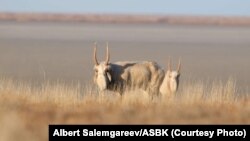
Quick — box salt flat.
[0,22,250,91]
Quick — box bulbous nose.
[97,74,108,90]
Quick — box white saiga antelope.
[160,58,181,96]
[92,42,181,96]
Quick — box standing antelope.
[92,42,181,97]
[160,58,181,96]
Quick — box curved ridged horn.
[177,58,181,73]
[168,57,172,71]
[105,42,110,65]
[93,42,99,65]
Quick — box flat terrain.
[0,21,250,141]
[0,21,250,91]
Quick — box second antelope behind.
[92,42,181,97]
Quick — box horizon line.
[1,12,250,26]
[1,11,250,18]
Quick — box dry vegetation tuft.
[0,77,250,141]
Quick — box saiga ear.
[107,72,112,83]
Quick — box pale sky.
[0,0,250,16]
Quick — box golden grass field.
[1,19,250,141]
[0,77,249,141]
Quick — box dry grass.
[0,77,250,141]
